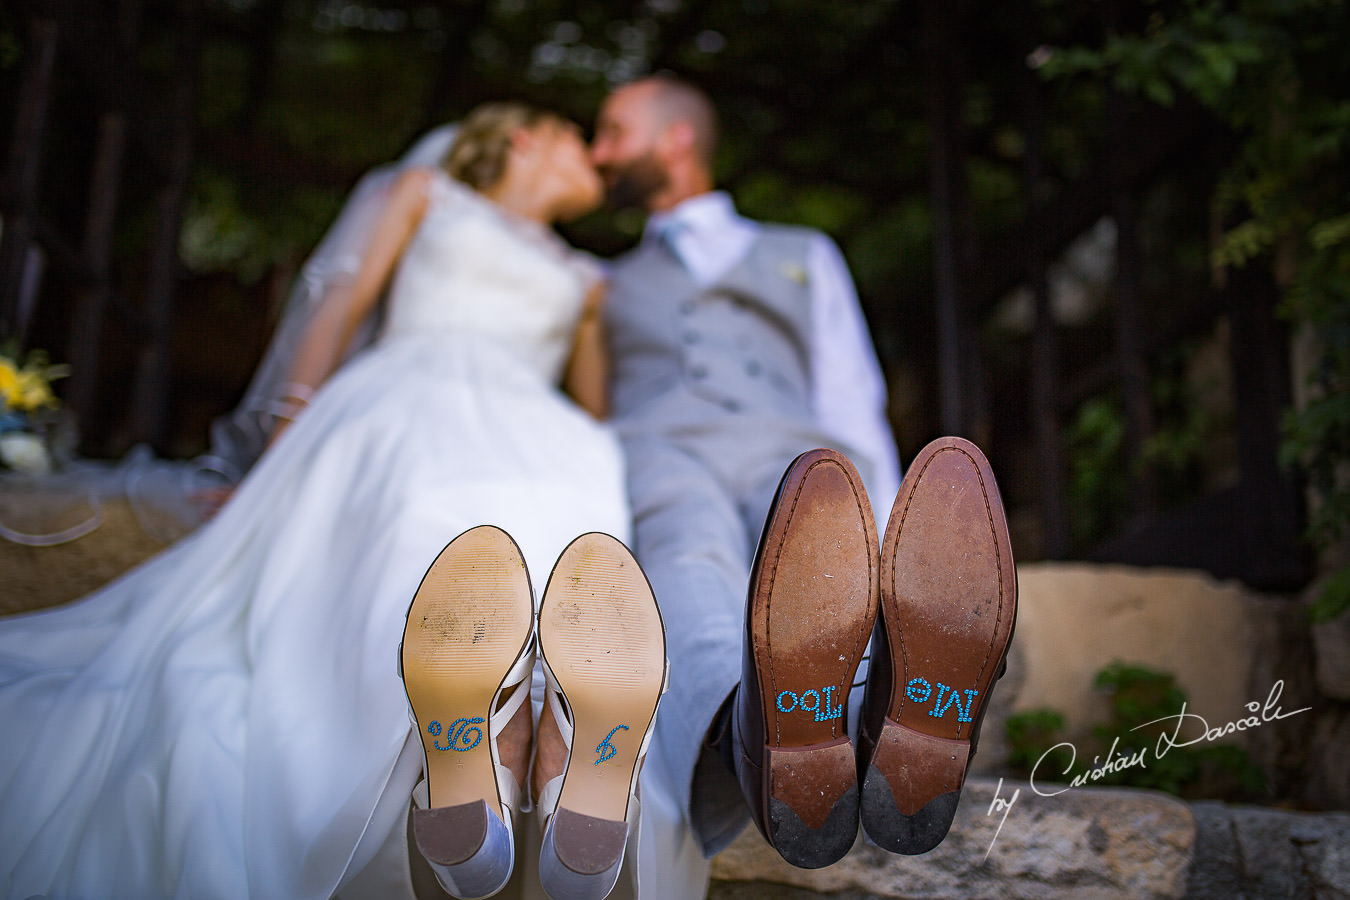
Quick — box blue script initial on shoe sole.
[596,725,629,764]
[428,717,485,752]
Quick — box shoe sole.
[538,533,665,885]
[862,437,1017,855]
[401,525,535,871]
[747,449,878,869]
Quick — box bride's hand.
[191,485,235,519]
[266,418,293,451]
[562,284,610,419]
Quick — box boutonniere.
[780,263,808,285]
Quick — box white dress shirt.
[643,191,901,507]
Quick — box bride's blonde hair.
[442,102,558,190]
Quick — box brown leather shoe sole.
[741,448,878,868]
[860,437,1016,854]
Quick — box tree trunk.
[924,0,975,438]
[67,0,144,428]
[1022,44,1069,558]
[1105,0,1157,522]
[1226,264,1309,589]
[128,2,200,449]
[0,11,59,342]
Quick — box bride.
[0,103,690,899]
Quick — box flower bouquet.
[0,346,71,476]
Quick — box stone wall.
[973,563,1341,812]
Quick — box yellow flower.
[0,358,18,409]
[0,352,65,412]
[15,370,55,411]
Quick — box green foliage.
[1067,396,1129,549]
[1066,353,1229,550]
[1004,661,1267,800]
[1279,195,1350,588]
[1043,0,1350,572]
[1307,565,1350,624]
[180,168,341,284]
[0,28,20,70]
[1089,662,1266,798]
[1004,707,1069,774]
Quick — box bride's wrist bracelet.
[279,382,315,405]
[267,401,305,422]
[268,382,315,421]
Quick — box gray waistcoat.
[605,226,821,432]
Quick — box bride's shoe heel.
[400,525,536,900]
[536,533,667,900]
[538,808,629,900]
[413,798,514,898]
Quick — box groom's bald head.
[591,74,718,212]
[639,74,719,168]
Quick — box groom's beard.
[600,152,669,211]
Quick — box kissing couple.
[0,76,1015,900]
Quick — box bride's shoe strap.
[488,634,536,818]
[540,658,576,746]
[537,773,564,826]
[537,658,572,825]
[536,657,668,826]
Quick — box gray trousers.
[618,404,834,857]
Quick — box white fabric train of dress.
[0,172,710,900]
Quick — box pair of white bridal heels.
[400,526,667,900]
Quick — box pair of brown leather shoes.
[732,438,1017,868]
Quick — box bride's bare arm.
[267,167,433,445]
[562,283,610,420]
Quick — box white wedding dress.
[0,172,714,900]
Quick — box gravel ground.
[0,499,166,616]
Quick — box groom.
[591,73,1016,869]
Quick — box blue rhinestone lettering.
[816,685,844,722]
[430,716,485,752]
[595,725,629,764]
[775,685,843,722]
[906,677,932,704]
[928,683,980,722]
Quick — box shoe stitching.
[963,445,1009,744]
[888,447,939,727]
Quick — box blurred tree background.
[1,0,1346,598]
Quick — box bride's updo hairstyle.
[442,102,557,191]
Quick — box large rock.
[1311,604,1350,701]
[1187,802,1350,899]
[710,779,1350,899]
[1008,564,1283,752]
[710,776,1195,899]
